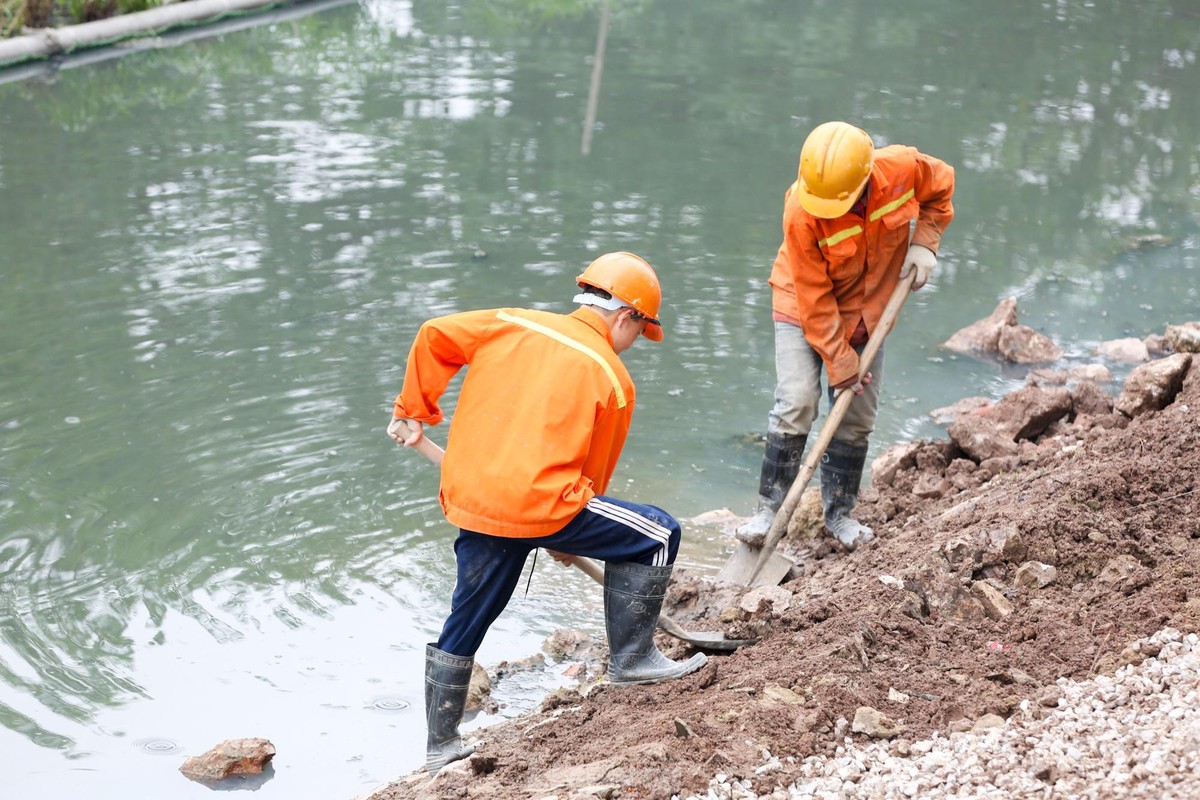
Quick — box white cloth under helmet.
[573,292,631,312]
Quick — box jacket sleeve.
[783,207,860,386]
[393,310,493,424]
[909,152,955,254]
[581,392,634,496]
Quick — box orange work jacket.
[394,306,635,538]
[768,145,955,386]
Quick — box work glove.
[900,244,937,290]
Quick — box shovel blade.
[713,540,794,587]
[656,613,757,652]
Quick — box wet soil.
[366,364,1198,800]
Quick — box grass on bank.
[2,0,174,37]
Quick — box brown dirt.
[367,366,1199,800]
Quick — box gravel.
[685,628,1200,800]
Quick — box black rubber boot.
[820,439,875,551]
[424,644,476,776]
[604,561,707,685]
[736,433,808,546]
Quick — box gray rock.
[947,414,1019,461]
[1028,363,1113,386]
[851,706,905,739]
[1015,561,1058,589]
[999,324,1062,364]
[1115,353,1192,417]
[971,580,1015,620]
[942,298,1018,355]
[1097,337,1151,363]
[971,713,1006,731]
[1164,321,1200,353]
[870,441,922,487]
[929,396,992,426]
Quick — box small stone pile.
[686,628,1200,800]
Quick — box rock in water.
[180,737,276,782]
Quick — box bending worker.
[739,121,955,550]
[387,252,706,776]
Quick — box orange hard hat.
[796,121,874,219]
[575,252,663,342]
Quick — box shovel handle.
[744,274,915,583]
[403,430,446,466]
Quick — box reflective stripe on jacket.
[768,145,955,386]
[394,306,635,538]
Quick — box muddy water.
[0,0,1197,796]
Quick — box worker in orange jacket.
[388,252,705,775]
[739,121,955,550]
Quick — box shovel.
[716,274,915,587]
[401,434,756,652]
[566,554,756,652]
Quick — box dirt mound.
[366,362,1198,800]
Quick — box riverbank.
[0,0,322,70]
[362,351,1198,799]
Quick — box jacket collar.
[866,158,895,208]
[569,306,615,348]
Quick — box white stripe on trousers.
[584,497,671,567]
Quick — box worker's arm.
[785,215,860,387]
[899,153,955,291]
[390,309,495,427]
[909,152,955,254]
[581,392,634,497]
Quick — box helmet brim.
[796,174,869,219]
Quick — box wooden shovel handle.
[407,432,446,466]
[744,274,915,583]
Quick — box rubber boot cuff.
[756,433,808,507]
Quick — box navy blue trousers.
[436,495,681,657]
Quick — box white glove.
[900,244,937,290]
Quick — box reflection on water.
[0,0,1197,796]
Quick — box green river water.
[0,1,1197,796]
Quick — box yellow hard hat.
[575,252,663,342]
[795,121,874,219]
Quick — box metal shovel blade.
[713,540,794,587]
[657,612,757,652]
[569,556,755,651]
